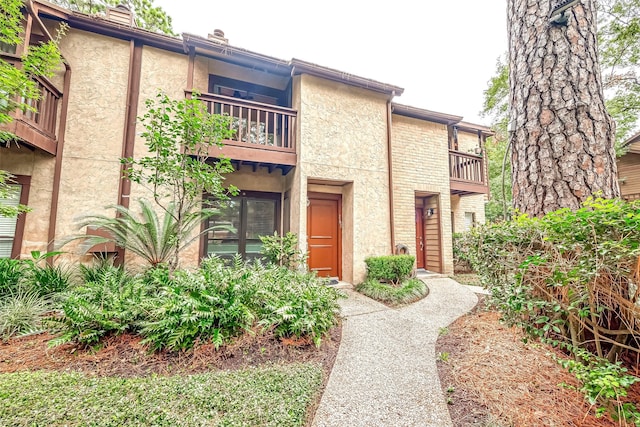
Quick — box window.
[204,192,280,261]
[0,176,30,258]
[464,212,476,231]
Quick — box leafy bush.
[259,232,306,269]
[0,258,24,297]
[364,255,415,285]
[452,232,473,272]
[79,258,127,284]
[251,267,342,347]
[48,266,149,346]
[356,278,427,306]
[139,268,254,352]
[557,347,640,423]
[463,197,640,359]
[25,263,72,297]
[51,256,343,351]
[0,289,50,338]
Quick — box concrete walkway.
[312,277,479,427]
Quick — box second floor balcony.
[190,91,297,175]
[449,150,489,195]
[2,55,61,155]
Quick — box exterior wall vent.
[207,29,228,44]
[106,5,134,26]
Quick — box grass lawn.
[0,363,323,427]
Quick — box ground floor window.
[204,191,280,261]
[0,175,29,258]
[464,212,476,231]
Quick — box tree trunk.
[508,0,620,216]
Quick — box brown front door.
[307,194,341,279]
[415,207,425,269]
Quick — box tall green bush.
[461,197,640,360]
[461,197,640,423]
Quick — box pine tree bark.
[508,0,620,216]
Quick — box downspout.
[29,2,69,261]
[47,61,71,261]
[386,95,395,254]
[115,39,143,265]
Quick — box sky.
[154,0,508,125]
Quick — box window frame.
[0,175,31,259]
[201,190,281,261]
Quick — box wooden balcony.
[1,55,61,155]
[449,150,489,195]
[190,91,297,175]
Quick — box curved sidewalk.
[312,277,478,427]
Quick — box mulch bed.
[437,301,640,427]
[0,325,341,378]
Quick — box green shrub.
[48,266,149,346]
[364,255,415,285]
[356,278,427,306]
[25,263,72,297]
[0,258,24,297]
[259,232,306,269]
[0,289,50,338]
[78,258,127,284]
[557,347,640,423]
[452,232,473,272]
[252,267,343,347]
[50,255,343,351]
[464,197,640,359]
[139,267,254,352]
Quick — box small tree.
[1,0,65,216]
[121,92,236,268]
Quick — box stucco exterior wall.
[391,114,453,274]
[0,147,55,256]
[53,29,130,260]
[293,74,391,283]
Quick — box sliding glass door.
[205,192,280,261]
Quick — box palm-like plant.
[72,199,225,269]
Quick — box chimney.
[207,29,228,44]
[105,5,134,26]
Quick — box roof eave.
[291,58,404,97]
[391,103,462,125]
[182,34,292,76]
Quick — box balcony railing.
[449,150,488,195]
[191,92,296,153]
[20,75,61,139]
[1,54,61,154]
